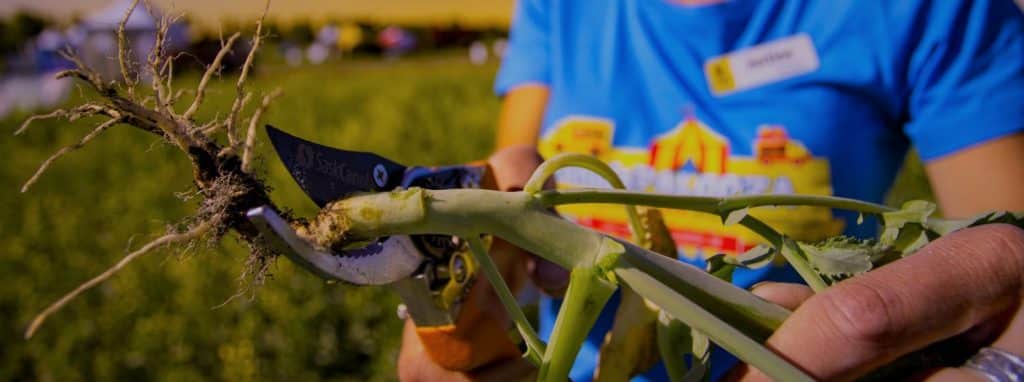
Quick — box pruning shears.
[246,126,519,368]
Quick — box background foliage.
[0,54,931,381]
[1,56,499,381]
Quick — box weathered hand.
[730,224,1024,381]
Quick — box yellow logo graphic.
[753,125,811,164]
[539,117,615,158]
[648,116,729,174]
[705,57,736,94]
[540,115,845,260]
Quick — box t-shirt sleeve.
[903,0,1024,161]
[494,0,551,96]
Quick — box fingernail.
[749,281,770,291]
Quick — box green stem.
[537,189,895,215]
[720,194,895,214]
[737,216,829,292]
[538,188,851,291]
[618,239,789,341]
[466,237,546,365]
[524,153,649,247]
[331,189,799,376]
[615,262,813,382]
[335,188,790,335]
[337,189,604,270]
[538,266,617,382]
[659,315,692,380]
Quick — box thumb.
[750,282,814,311]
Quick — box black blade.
[266,125,406,207]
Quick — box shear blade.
[246,206,422,285]
[265,125,406,207]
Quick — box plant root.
[25,219,216,339]
[21,118,123,192]
[19,0,288,338]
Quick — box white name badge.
[704,34,820,97]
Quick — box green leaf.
[883,200,937,229]
[683,329,711,382]
[798,241,873,280]
[704,254,735,282]
[656,311,711,382]
[733,245,775,270]
[890,223,931,257]
[928,211,1024,236]
[722,208,749,226]
[926,217,977,236]
[880,200,937,247]
[978,210,1024,228]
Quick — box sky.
[0,0,517,29]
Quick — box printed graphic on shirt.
[540,115,845,261]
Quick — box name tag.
[704,34,820,97]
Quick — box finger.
[921,368,986,382]
[526,254,570,297]
[990,301,1024,352]
[467,357,537,381]
[739,224,1024,382]
[750,282,814,311]
[914,304,1024,382]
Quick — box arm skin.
[495,84,550,149]
[925,132,1024,218]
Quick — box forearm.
[495,84,550,149]
[926,132,1024,218]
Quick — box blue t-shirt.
[495,0,1024,380]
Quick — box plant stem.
[617,239,789,341]
[466,236,546,365]
[332,189,800,376]
[538,266,617,382]
[538,188,855,291]
[736,216,829,292]
[537,189,895,216]
[337,189,605,270]
[615,262,813,382]
[525,153,649,247]
[335,189,790,334]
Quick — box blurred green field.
[0,56,500,381]
[0,54,933,381]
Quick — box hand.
[398,144,561,381]
[488,144,570,296]
[729,224,1024,381]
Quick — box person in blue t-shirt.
[398,0,1024,381]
